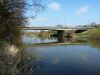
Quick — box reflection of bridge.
[20,26,92,37]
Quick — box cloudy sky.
[26,0,100,27]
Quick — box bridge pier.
[57,30,65,37]
[65,30,75,37]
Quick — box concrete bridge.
[20,26,92,37]
[20,26,91,30]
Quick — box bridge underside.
[51,29,87,37]
[75,30,87,33]
[51,30,75,37]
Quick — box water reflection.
[56,37,73,43]
[25,43,100,75]
[26,36,87,46]
[22,35,100,75]
[2,35,99,75]
[88,39,100,49]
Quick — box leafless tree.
[0,0,44,45]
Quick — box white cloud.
[76,5,90,15]
[48,2,60,11]
[28,17,47,22]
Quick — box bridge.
[20,26,92,37]
[20,26,91,30]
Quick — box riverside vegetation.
[0,0,100,75]
[0,0,43,75]
[77,26,100,40]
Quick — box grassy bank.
[76,27,100,40]
[86,27,100,40]
[0,42,36,75]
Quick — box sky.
[26,0,100,27]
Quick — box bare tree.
[0,0,44,45]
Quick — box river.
[22,35,100,75]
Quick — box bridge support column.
[56,30,65,37]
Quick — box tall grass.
[86,27,100,40]
[0,42,30,75]
[0,41,44,75]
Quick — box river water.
[22,36,100,75]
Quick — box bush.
[86,27,100,40]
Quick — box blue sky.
[26,0,100,27]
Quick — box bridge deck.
[20,27,92,31]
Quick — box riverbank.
[76,27,100,40]
[0,42,19,75]
[32,42,86,46]
[0,41,33,75]
[32,39,87,46]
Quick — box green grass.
[84,27,100,40]
[75,27,100,40]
